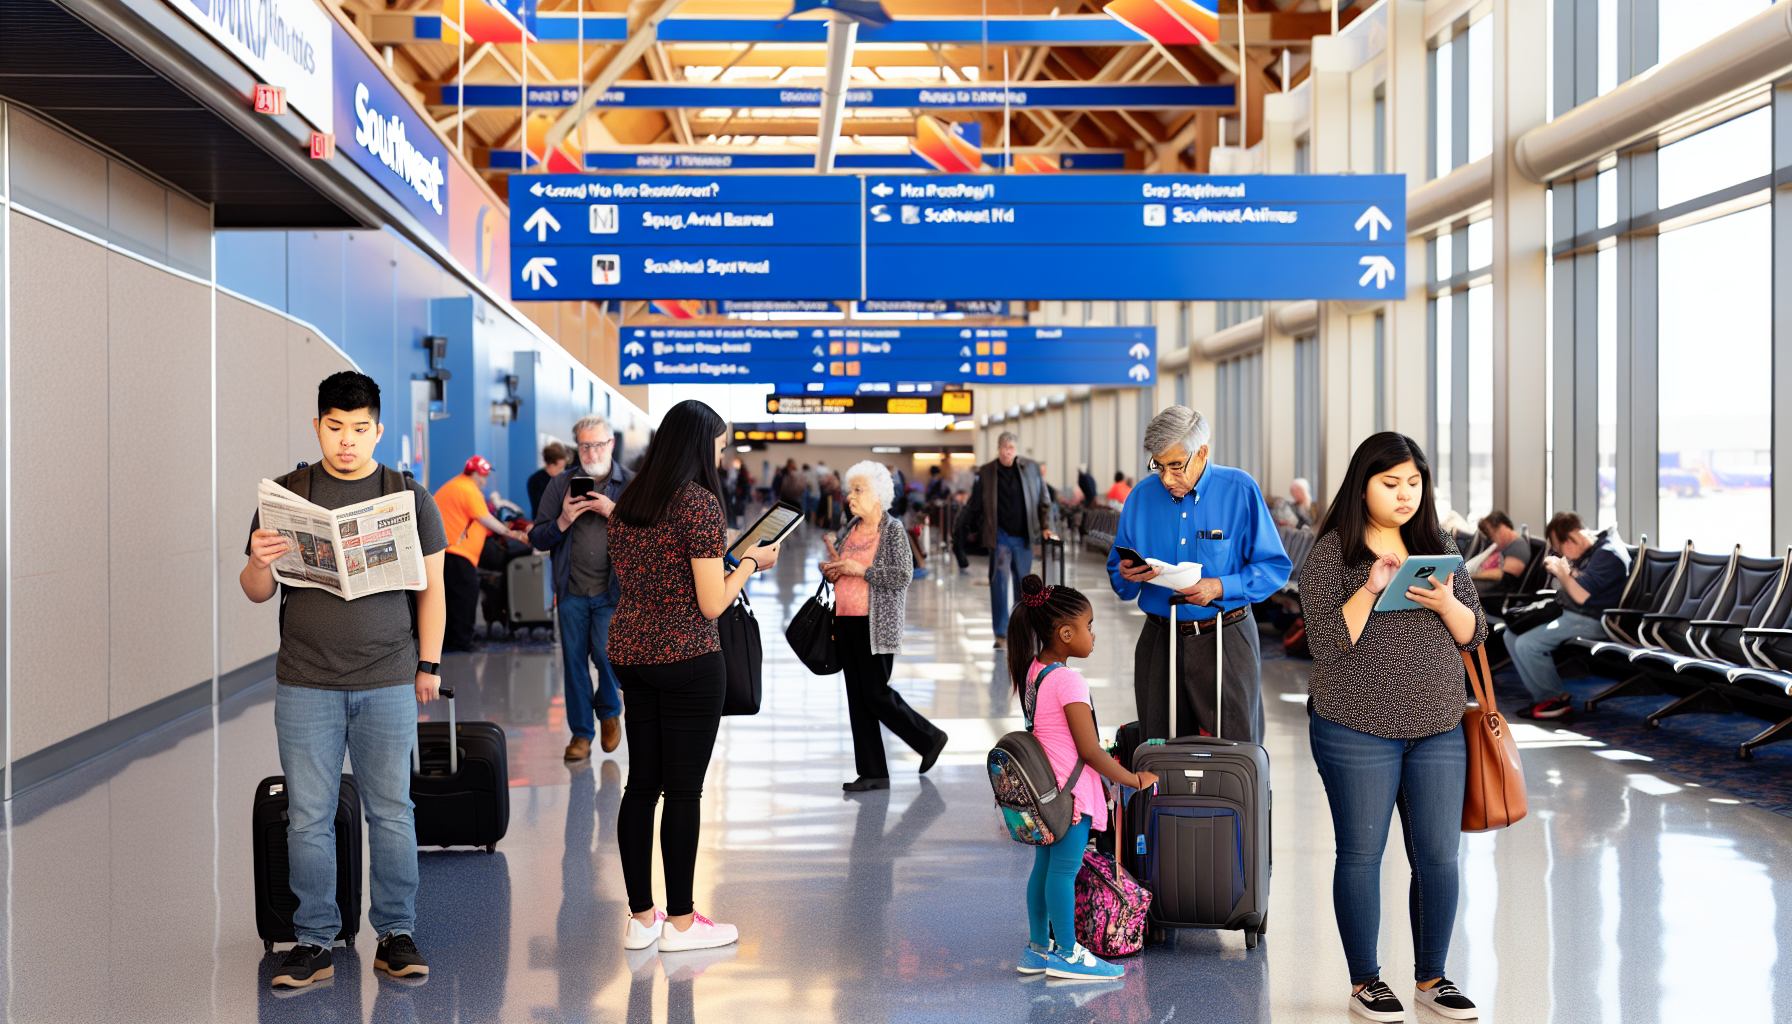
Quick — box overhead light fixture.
[871,446,901,454]
[737,445,754,452]
[913,452,942,458]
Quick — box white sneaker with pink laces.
[623,910,666,950]
[656,911,738,952]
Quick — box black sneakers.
[1415,978,1479,1019]
[1349,979,1404,1022]
[375,933,430,978]
[270,944,333,988]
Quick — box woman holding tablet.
[608,399,778,954]
[1297,432,1486,1023]
[821,461,948,792]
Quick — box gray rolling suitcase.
[1121,596,1272,949]
[505,553,552,627]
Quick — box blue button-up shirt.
[1106,465,1291,621]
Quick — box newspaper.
[257,478,426,600]
[1145,558,1203,592]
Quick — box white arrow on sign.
[524,207,561,242]
[1128,364,1151,382]
[871,183,893,198]
[623,340,644,356]
[1358,255,1398,289]
[813,345,825,356]
[959,362,972,374]
[521,257,558,290]
[622,363,644,379]
[530,182,547,196]
[870,204,891,223]
[1354,205,1392,241]
[1128,342,1151,360]
[812,362,825,373]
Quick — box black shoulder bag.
[785,580,840,675]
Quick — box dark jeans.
[838,616,943,778]
[443,552,480,651]
[1308,709,1466,984]
[990,528,1032,637]
[615,652,725,917]
[558,590,623,739]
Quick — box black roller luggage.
[412,687,510,853]
[252,773,363,951]
[1121,596,1272,949]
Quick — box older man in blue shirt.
[1108,407,1291,743]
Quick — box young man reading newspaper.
[241,372,449,988]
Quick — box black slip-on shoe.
[375,933,430,978]
[918,732,949,774]
[271,944,333,988]
[842,776,891,792]
[1349,979,1404,1022]
[1415,978,1479,1019]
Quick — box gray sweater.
[838,512,914,655]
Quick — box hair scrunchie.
[1022,584,1055,608]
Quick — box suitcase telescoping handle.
[1164,594,1224,742]
[411,685,458,776]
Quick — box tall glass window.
[1467,17,1492,163]
[1294,336,1319,486]
[1467,284,1493,518]
[1431,38,1452,179]
[1373,313,1387,433]
[1216,351,1264,484]
[1659,0,1770,65]
[1658,205,1772,554]
[1433,294,1454,512]
[1216,301,1264,330]
[1373,87,1387,174]
[1658,107,1771,209]
[1597,247,1618,531]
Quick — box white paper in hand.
[1147,558,1203,591]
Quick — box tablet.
[1372,554,1463,612]
[726,502,803,568]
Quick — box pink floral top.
[834,521,881,617]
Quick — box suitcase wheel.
[485,843,497,854]
[1244,929,1259,950]
[263,940,273,953]
[345,935,355,948]
[1146,922,1166,947]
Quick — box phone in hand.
[569,477,596,499]
[1113,546,1147,568]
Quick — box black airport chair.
[1581,545,1732,711]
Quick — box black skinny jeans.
[838,616,942,779]
[614,652,725,917]
[443,552,480,651]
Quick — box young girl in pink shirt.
[1007,575,1159,980]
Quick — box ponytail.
[1007,574,1094,717]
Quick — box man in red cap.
[435,456,531,651]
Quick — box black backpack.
[272,462,419,636]
[986,664,1088,846]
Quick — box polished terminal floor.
[13,532,1792,1023]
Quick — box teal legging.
[1027,817,1092,949]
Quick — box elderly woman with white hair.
[821,461,949,792]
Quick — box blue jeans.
[991,528,1033,638]
[275,682,419,948]
[1027,816,1091,950]
[1509,608,1606,703]
[559,590,623,739]
[1308,710,1465,984]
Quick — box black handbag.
[1503,598,1564,635]
[785,581,840,675]
[718,591,764,716]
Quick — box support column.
[1491,0,1551,527]
[1774,81,1792,550]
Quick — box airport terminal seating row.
[1550,538,1792,760]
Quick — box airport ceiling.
[352,0,1363,192]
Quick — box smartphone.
[569,477,596,499]
[1113,545,1147,567]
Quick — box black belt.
[1146,606,1249,636]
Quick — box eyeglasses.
[577,439,614,453]
[1150,458,1190,475]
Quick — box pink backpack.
[1074,782,1152,956]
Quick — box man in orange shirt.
[435,456,531,651]
[1105,470,1133,507]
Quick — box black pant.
[1131,609,1265,743]
[443,552,480,651]
[615,652,725,917]
[838,616,942,779]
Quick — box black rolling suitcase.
[252,774,363,951]
[1120,596,1272,949]
[412,686,510,853]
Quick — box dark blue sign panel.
[618,325,1154,386]
[445,82,1231,111]
[508,175,860,301]
[864,175,1405,300]
[333,24,449,233]
[487,150,1128,172]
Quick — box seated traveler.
[1469,510,1530,597]
[1508,511,1631,720]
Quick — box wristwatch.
[417,660,440,676]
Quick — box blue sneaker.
[1045,944,1124,981]
[1017,944,1052,975]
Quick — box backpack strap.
[1023,661,1088,801]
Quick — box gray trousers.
[1132,609,1265,744]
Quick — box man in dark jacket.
[963,431,1056,646]
[1508,511,1632,720]
[529,414,633,760]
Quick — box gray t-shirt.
[248,466,448,690]
[566,483,612,597]
[1499,537,1530,577]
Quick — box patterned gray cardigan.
[838,512,914,655]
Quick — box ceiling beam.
[815,15,858,173]
[543,0,686,156]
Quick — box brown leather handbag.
[1460,645,1528,832]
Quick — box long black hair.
[1315,431,1447,566]
[612,399,727,528]
[1007,574,1093,718]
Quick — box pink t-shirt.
[1025,660,1107,832]
[833,521,880,617]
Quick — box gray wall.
[3,105,352,776]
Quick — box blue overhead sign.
[442,82,1232,111]
[617,325,1155,386]
[333,24,448,233]
[414,13,1146,46]
[507,173,1407,302]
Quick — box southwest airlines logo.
[353,82,445,215]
